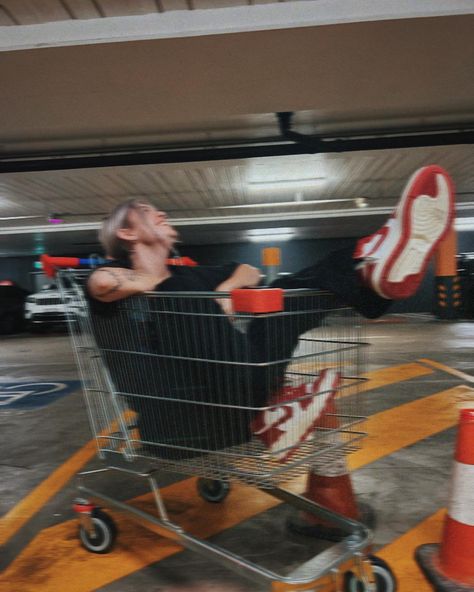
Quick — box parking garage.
[1,2,474,591]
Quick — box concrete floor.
[1,315,473,591]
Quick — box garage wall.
[0,232,473,310]
[179,237,432,312]
[0,256,36,291]
[180,232,474,314]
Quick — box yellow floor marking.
[0,440,97,548]
[0,411,136,547]
[292,361,433,398]
[0,363,430,550]
[349,385,474,470]
[344,362,433,398]
[378,509,446,592]
[418,358,474,383]
[0,478,295,592]
[2,383,471,592]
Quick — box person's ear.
[116,227,137,243]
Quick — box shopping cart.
[58,269,396,592]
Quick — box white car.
[24,284,82,332]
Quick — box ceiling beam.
[1,0,472,51]
[1,126,473,173]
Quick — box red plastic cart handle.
[231,288,284,313]
[39,253,198,277]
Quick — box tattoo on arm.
[91,267,149,299]
[124,270,138,282]
[94,269,123,297]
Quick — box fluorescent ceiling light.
[248,177,325,187]
[249,233,295,243]
[247,227,295,243]
[247,227,294,236]
[455,217,474,231]
[212,198,353,209]
[355,197,368,208]
[0,215,43,221]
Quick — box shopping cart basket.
[58,269,396,591]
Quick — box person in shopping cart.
[87,165,454,459]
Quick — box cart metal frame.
[58,269,387,592]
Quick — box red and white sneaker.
[354,165,455,299]
[251,368,341,462]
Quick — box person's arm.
[87,267,161,303]
[215,264,261,315]
[215,263,261,292]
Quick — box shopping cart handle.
[231,288,284,313]
[39,253,198,277]
[40,254,82,277]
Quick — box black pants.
[244,246,392,399]
[110,246,393,454]
[271,246,391,318]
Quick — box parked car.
[24,283,83,332]
[0,282,30,334]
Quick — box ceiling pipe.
[277,111,474,153]
[0,120,473,173]
[277,111,320,150]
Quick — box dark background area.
[1,232,473,314]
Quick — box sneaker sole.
[274,369,341,462]
[369,165,455,299]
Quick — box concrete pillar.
[261,247,281,285]
[434,227,461,319]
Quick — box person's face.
[123,202,179,249]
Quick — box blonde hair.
[99,199,147,259]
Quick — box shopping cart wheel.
[197,479,230,503]
[78,508,117,554]
[344,555,397,592]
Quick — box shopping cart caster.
[197,478,230,503]
[344,555,397,592]
[75,504,117,554]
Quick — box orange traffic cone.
[288,399,372,540]
[416,408,474,590]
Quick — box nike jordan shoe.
[252,368,341,463]
[354,165,455,299]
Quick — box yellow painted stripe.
[0,363,429,548]
[418,358,474,383]
[0,478,294,592]
[0,411,136,547]
[378,509,446,592]
[0,440,97,547]
[293,362,433,394]
[2,383,471,591]
[292,361,433,399]
[344,362,433,398]
[350,385,474,470]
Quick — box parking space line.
[347,361,433,397]
[350,384,474,469]
[0,409,137,548]
[0,440,97,547]
[0,363,430,550]
[1,383,469,592]
[418,358,474,383]
[378,508,446,592]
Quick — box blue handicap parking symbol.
[0,381,81,409]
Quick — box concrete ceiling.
[0,1,473,256]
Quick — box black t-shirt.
[93,258,239,289]
[88,258,240,316]
[86,259,258,455]
[87,257,252,366]
[159,261,240,292]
